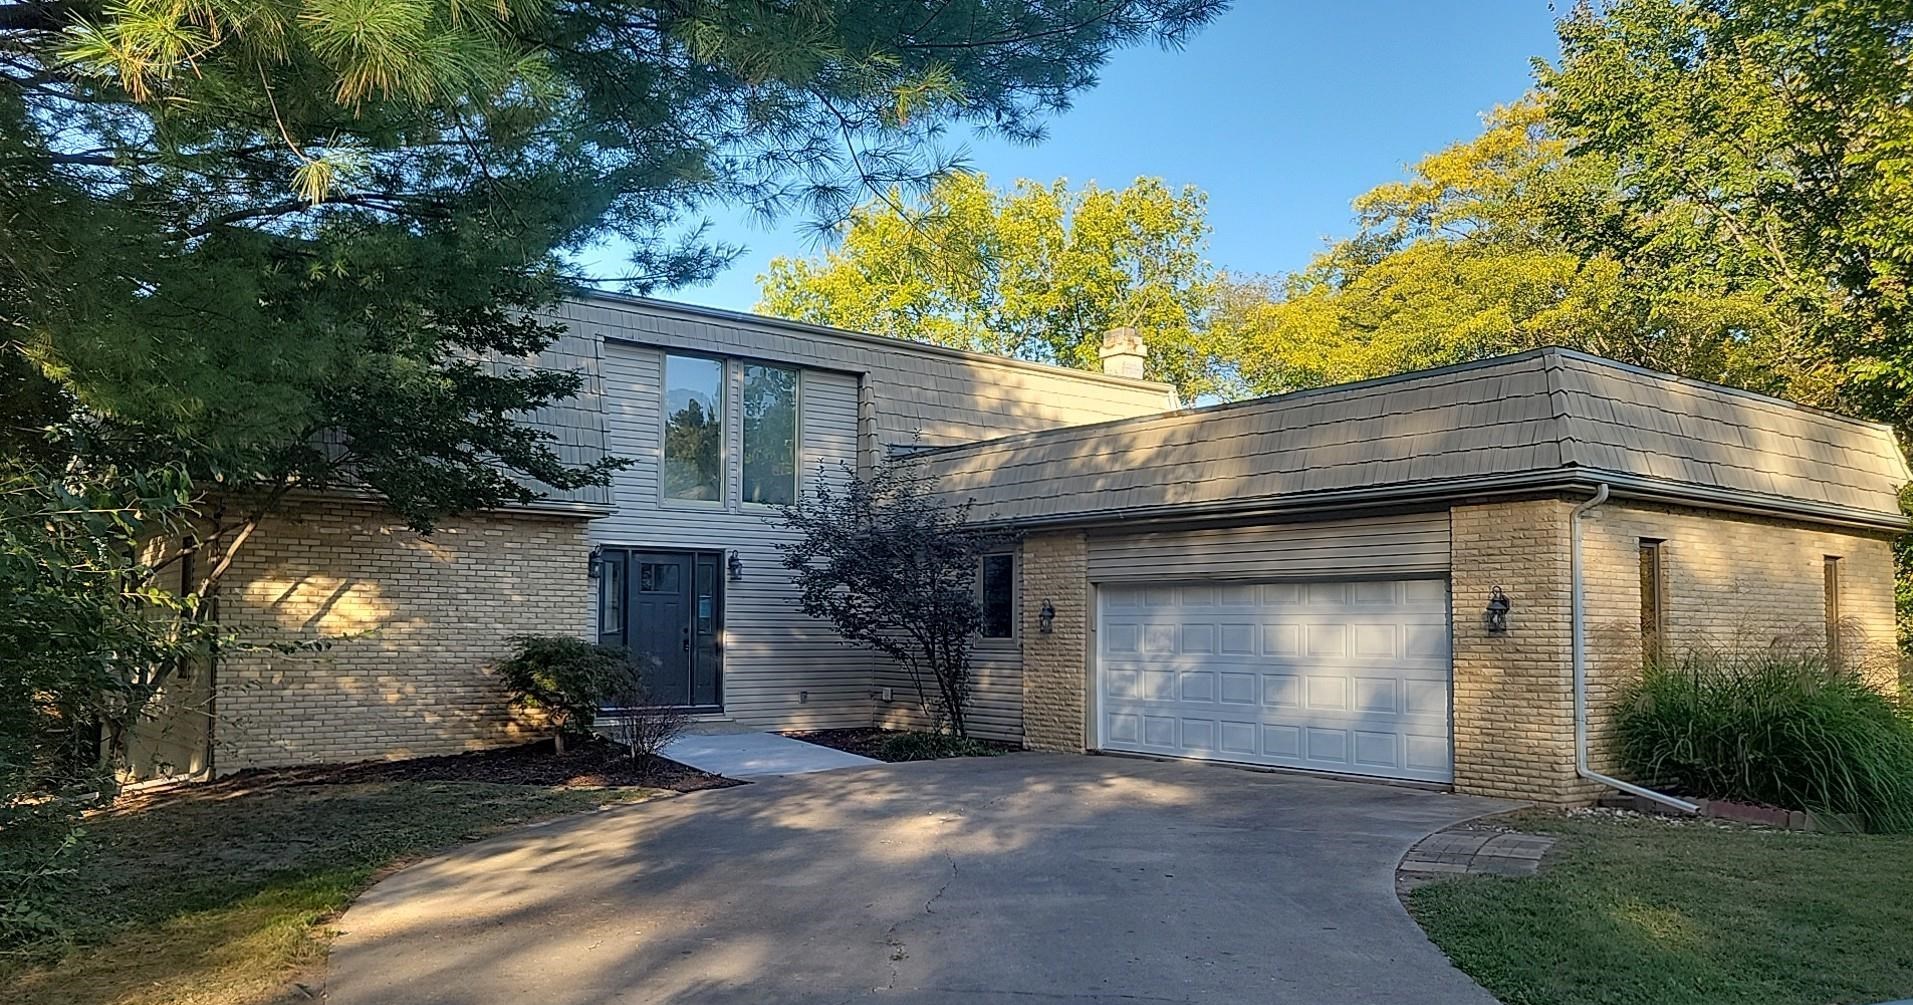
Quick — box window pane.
[639,562,680,593]
[664,355,724,501]
[981,554,1015,638]
[743,364,798,506]
[1638,540,1664,663]
[598,552,624,644]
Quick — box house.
[177,294,1176,775]
[157,295,1910,806]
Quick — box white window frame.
[659,351,728,508]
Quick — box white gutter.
[1571,483,1700,813]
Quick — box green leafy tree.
[1544,0,1913,428]
[0,445,213,948]
[759,173,1233,399]
[1218,99,1795,395]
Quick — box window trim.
[978,551,1017,642]
[658,351,728,508]
[1639,538,1666,665]
[739,361,803,510]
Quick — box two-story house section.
[558,294,1180,741]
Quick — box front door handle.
[682,626,691,652]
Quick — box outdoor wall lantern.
[1485,585,1512,634]
[1038,600,1056,634]
[587,545,603,580]
[727,551,745,583]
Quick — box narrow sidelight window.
[980,553,1016,639]
[598,551,626,646]
[1639,539,1666,664]
[1825,555,1843,664]
[742,364,799,506]
[663,354,724,501]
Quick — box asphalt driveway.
[325,753,1513,1004]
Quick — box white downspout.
[1571,483,1700,813]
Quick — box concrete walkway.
[661,729,879,778]
[326,753,1513,1004]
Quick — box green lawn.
[1410,811,1913,1005]
[1,779,651,1005]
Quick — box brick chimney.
[1099,327,1148,379]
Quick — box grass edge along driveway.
[1409,809,1913,1005]
[2,779,654,1005]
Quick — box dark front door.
[598,548,721,710]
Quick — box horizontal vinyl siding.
[1086,512,1452,582]
[593,344,881,730]
[871,649,1023,743]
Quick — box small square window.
[980,554,1015,639]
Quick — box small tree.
[603,663,691,781]
[494,636,626,754]
[776,459,995,738]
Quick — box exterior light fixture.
[1038,600,1056,634]
[587,545,603,580]
[1485,585,1512,634]
[727,551,744,582]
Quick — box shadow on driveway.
[325,753,1514,1004]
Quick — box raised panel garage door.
[1096,579,1453,783]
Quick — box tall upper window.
[742,364,798,506]
[663,354,724,502]
[1639,539,1666,664]
[980,553,1015,639]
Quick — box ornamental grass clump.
[1615,648,1913,832]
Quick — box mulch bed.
[781,727,1021,762]
[146,737,740,801]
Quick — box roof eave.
[961,468,1909,536]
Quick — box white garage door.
[1096,579,1453,783]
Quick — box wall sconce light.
[1038,600,1056,634]
[587,545,603,580]
[1485,585,1512,634]
[727,551,744,582]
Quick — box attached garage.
[1095,577,1453,782]
[917,347,1912,803]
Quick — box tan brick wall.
[213,502,591,771]
[1020,530,1089,752]
[1579,501,1899,783]
[1452,496,1899,804]
[1450,499,1582,803]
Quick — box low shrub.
[0,798,89,955]
[602,664,691,779]
[1614,648,1913,832]
[877,731,1003,762]
[495,636,631,753]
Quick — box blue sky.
[614,2,1564,312]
